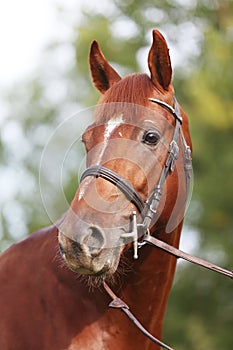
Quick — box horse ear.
[89,40,121,94]
[148,30,172,91]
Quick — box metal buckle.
[148,185,162,215]
[184,146,192,178]
[166,140,179,173]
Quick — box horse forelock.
[103,73,154,104]
[94,74,155,122]
[95,73,174,124]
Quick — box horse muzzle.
[58,224,123,277]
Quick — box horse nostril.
[83,226,105,257]
[59,243,66,259]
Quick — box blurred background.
[0,0,232,348]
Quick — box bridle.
[80,98,232,350]
[81,97,191,258]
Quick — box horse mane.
[95,73,155,122]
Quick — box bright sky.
[0,0,79,86]
[0,1,52,84]
[0,1,201,86]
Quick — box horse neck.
[120,224,182,340]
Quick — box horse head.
[58,30,192,280]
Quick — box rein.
[102,236,232,350]
[102,280,174,350]
[80,98,232,349]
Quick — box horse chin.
[60,243,122,282]
[66,261,117,277]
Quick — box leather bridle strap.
[144,235,233,279]
[80,165,144,212]
[141,97,183,233]
[102,281,174,350]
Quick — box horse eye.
[142,131,160,146]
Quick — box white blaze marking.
[104,114,124,140]
[97,114,124,164]
[78,114,124,200]
[77,177,92,201]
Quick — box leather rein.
[80,98,233,350]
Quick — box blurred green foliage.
[0,0,232,348]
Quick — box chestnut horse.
[0,30,192,349]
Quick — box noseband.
[80,97,192,258]
[80,165,144,212]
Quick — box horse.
[0,30,192,349]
